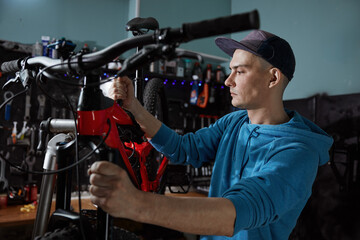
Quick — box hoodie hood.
[248,110,333,166]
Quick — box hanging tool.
[17,121,29,140]
[3,91,14,121]
[190,62,203,105]
[190,75,200,105]
[26,127,37,183]
[197,64,212,108]
[192,114,197,131]
[199,114,205,128]
[24,90,31,121]
[11,121,18,144]
[25,156,36,183]
[209,85,216,104]
[0,152,9,191]
[37,95,46,120]
[196,81,209,108]
[207,115,212,126]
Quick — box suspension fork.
[32,133,74,239]
[55,139,76,210]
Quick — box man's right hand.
[109,76,162,138]
[109,76,137,112]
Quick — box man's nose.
[224,74,233,87]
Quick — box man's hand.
[108,76,161,138]
[88,161,235,236]
[108,76,138,112]
[88,161,142,219]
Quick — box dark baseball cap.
[215,30,296,80]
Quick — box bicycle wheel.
[143,78,168,124]
[34,224,140,240]
[143,78,169,193]
[34,225,80,240]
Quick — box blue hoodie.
[150,110,333,240]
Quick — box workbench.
[0,192,205,239]
[0,197,95,227]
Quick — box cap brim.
[215,37,259,58]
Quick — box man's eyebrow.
[229,64,250,70]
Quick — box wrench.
[26,128,37,182]
[37,95,46,120]
[28,127,36,156]
[24,91,31,121]
[207,115,212,126]
[25,156,36,183]
[0,152,9,191]
[17,121,29,140]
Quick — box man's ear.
[268,68,282,88]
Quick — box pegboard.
[0,42,83,203]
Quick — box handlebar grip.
[0,59,23,73]
[182,10,259,41]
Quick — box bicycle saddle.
[126,17,159,35]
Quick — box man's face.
[225,49,271,110]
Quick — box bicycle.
[0,10,260,240]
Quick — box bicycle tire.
[34,225,80,240]
[143,78,169,193]
[34,225,140,240]
[143,78,168,125]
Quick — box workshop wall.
[0,0,131,52]
[1,0,359,100]
[229,0,360,100]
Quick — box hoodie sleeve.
[222,142,320,234]
[149,118,227,168]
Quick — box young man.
[88,30,333,239]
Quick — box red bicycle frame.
[77,100,168,192]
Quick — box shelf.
[177,48,229,63]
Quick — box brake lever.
[2,72,20,91]
[2,69,34,91]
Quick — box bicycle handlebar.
[181,9,259,42]
[1,59,23,73]
[0,10,259,74]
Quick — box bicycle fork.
[32,132,75,239]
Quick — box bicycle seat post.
[125,17,159,105]
[134,47,143,105]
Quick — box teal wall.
[229,0,360,99]
[139,0,360,100]
[1,0,359,100]
[0,0,130,51]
